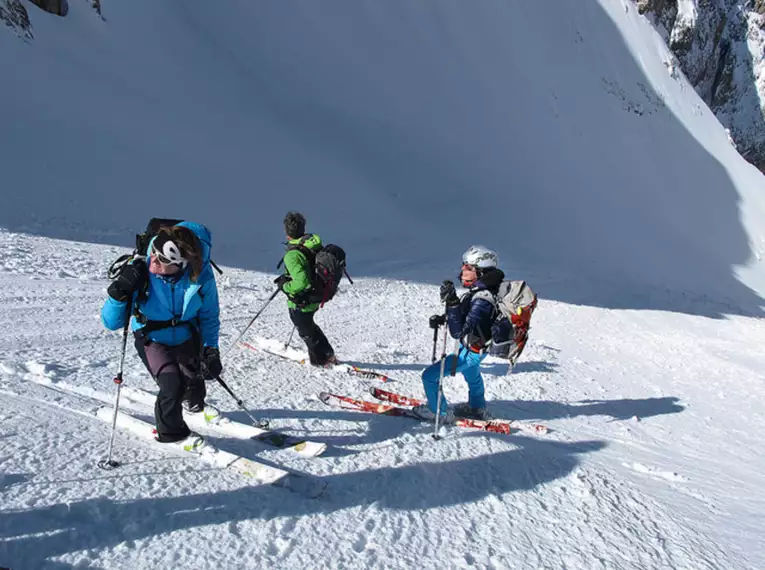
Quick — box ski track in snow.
[1,231,762,569]
[2,0,765,566]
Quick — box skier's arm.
[101,296,130,330]
[446,300,466,339]
[102,260,146,329]
[197,277,220,348]
[282,250,313,296]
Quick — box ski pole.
[431,323,440,364]
[214,375,270,429]
[433,323,450,440]
[98,300,132,470]
[285,325,296,349]
[222,288,280,359]
[429,313,446,363]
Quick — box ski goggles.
[150,239,188,268]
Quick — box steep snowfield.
[2,0,765,569]
[2,0,765,314]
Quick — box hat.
[151,233,188,268]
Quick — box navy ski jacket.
[446,268,511,350]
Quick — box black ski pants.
[134,334,205,442]
[289,308,334,365]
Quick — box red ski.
[369,386,423,407]
[369,387,549,435]
[319,391,526,435]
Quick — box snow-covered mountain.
[0,0,31,38]
[635,0,765,174]
[1,1,764,569]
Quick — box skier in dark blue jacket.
[413,245,510,422]
[101,222,222,443]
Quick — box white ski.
[95,407,326,497]
[121,387,327,458]
[242,337,393,382]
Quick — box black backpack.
[135,217,184,257]
[282,238,351,307]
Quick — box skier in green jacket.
[274,212,337,366]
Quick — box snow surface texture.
[2,0,765,316]
[1,231,764,570]
[1,0,765,569]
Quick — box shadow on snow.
[0,434,603,569]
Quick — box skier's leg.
[178,338,206,410]
[290,308,330,365]
[311,316,335,364]
[135,336,191,442]
[421,353,463,412]
[458,350,486,410]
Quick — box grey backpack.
[495,280,537,323]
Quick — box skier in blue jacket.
[413,245,510,422]
[101,222,221,443]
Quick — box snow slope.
[2,0,765,569]
[1,230,764,569]
[2,0,765,315]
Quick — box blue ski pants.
[421,346,486,413]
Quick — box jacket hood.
[475,267,505,292]
[288,233,322,251]
[146,221,212,266]
[177,221,212,264]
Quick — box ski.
[95,407,326,497]
[121,387,327,458]
[369,387,548,435]
[369,386,423,408]
[241,339,392,382]
[318,391,538,435]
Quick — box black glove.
[107,260,148,302]
[429,314,446,329]
[440,280,459,307]
[274,274,291,292]
[201,346,222,380]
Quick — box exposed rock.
[27,0,68,17]
[636,1,765,172]
[0,0,32,39]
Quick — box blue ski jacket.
[101,222,220,348]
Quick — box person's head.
[283,211,307,240]
[460,245,498,287]
[149,226,203,281]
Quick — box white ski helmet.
[462,245,498,269]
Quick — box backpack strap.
[456,289,496,352]
[277,236,321,308]
[133,314,202,353]
[470,289,500,321]
[134,313,195,333]
[277,235,318,270]
[132,271,205,341]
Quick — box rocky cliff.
[637,0,765,172]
